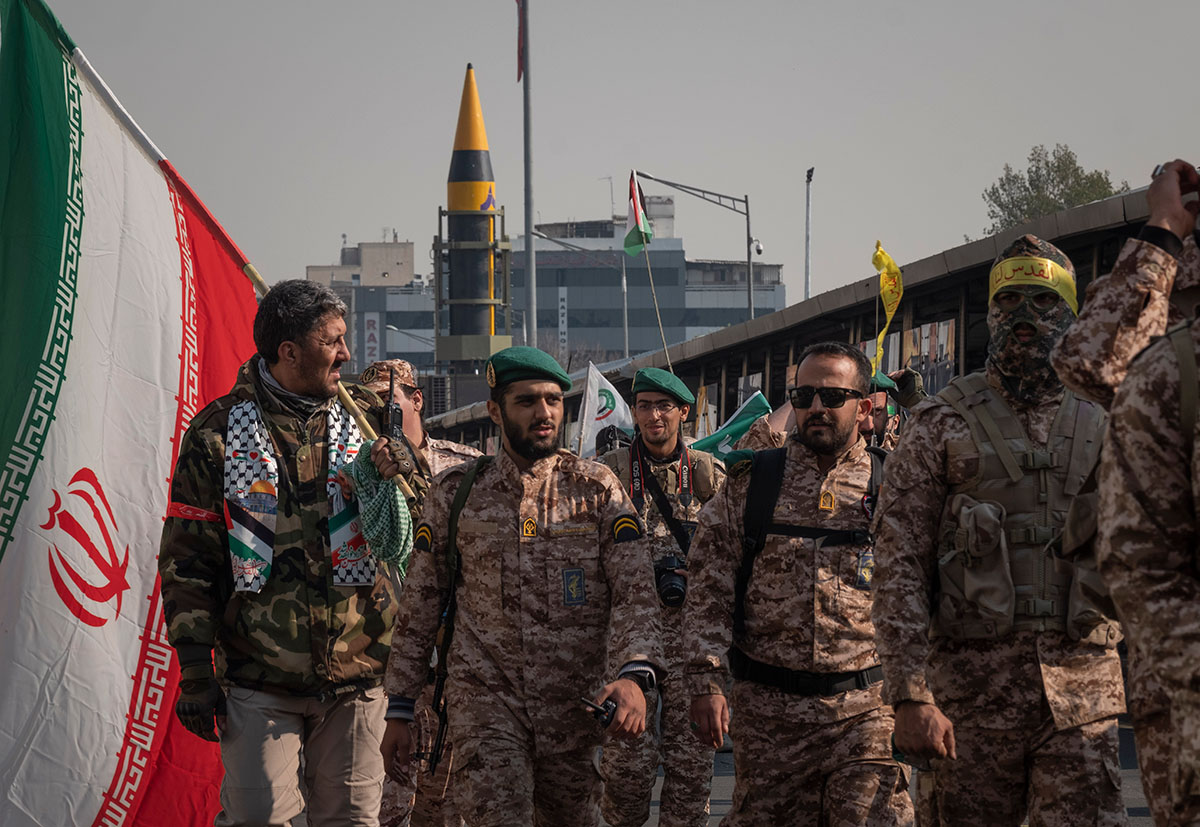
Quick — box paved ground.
[642,719,1153,826]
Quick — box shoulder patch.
[612,512,644,543]
[724,449,754,478]
[413,523,433,553]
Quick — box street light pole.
[637,171,760,324]
[745,194,753,321]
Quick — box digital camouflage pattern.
[598,443,724,827]
[1052,231,1200,825]
[386,448,663,825]
[381,435,482,827]
[929,715,1124,826]
[870,367,1126,824]
[724,689,912,826]
[1098,315,1200,824]
[1052,234,1200,408]
[160,357,412,694]
[683,435,912,824]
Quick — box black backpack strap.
[642,468,696,554]
[734,448,787,639]
[429,454,491,772]
[865,444,888,518]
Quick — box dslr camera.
[654,554,688,607]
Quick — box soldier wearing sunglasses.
[683,341,914,825]
[871,235,1125,826]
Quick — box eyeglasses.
[993,290,1060,312]
[788,386,864,409]
[634,401,679,415]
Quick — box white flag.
[576,363,634,457]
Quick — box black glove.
[175,657,226,742]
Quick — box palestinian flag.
[624,169,654,256]
[0,0,258,824]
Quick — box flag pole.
[642,247,672,372]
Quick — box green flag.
[624,169,653,256]
[692,391,773,460]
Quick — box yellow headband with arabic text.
[988,256,1077,314]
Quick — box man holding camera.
[684,342,913,825]
[597,367,725,827]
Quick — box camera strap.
[630,437,693,512]
[636,446,696,555]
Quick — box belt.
[729,647,882,697]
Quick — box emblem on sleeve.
[854,548,874,590]
[414,524,433,553]
[562,567,586,606]
[819,490,835,511]
[521,517,538,538]
[612,514,643,542]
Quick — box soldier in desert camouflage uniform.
[1098,307,1200,826]
[686,341,914,826]
[598,368,725,827]
[1059,159,1200,826]
[871,237,1127,826]
[360,359,480,827]
[379,347,663,827]
[159,280,421,827]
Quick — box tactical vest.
[934,373,1116,644]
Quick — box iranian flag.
[624,169,653,256]
[0,0,258,824]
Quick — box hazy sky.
[41,0,1200,301]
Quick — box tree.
[980,143,1129,236]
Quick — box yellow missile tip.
[453,64,489,153]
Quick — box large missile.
[447,63,496,338]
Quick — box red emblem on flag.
[42,468,131,627]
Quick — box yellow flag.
[872,240,903,374]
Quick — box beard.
[501,409,559,461]
[793,410,857,456]
[985,299,1074,405]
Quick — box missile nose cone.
[453,64,489,153]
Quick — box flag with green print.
[0,0,259,823]
[624,169,654,256]
[577,362,634,457]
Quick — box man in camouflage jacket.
[160,280,419,827]
[872,237,1127,826]
[1060,159,1200,824]
[361,359,480,827]
[379,347,663,827]
[685,342,914,826]
[598,367,725,827]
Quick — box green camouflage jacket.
[159,356,419,695]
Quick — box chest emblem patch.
[521,517,537,538]
[819,490,835,511]
[855,548,874,590]
[563,567,586,605]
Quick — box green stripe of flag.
[0,0,83,557]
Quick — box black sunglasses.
[788,386,864,409]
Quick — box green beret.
[870,370,897,392]
[485,346,572,391]
[631,367,695,405]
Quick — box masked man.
[598,368,725,827]
[871,236,1127,825]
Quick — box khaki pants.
[215,685,386,827]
